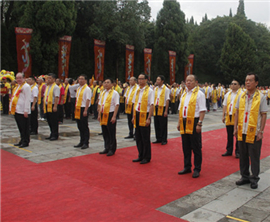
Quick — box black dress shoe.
[74,143,83,148]
[81,144,89,149]
[99,150,108,154]
[19,144,29,148]
[152,141,162,144]
[235,153,240,158]
[132,158,142,162]
[192,171,200,178]
[178,169,192,175]
[45,137,51,140]
[30,132,38,135]
[222,152,232,156]
[140,159,150,164]
[50,137,58,141]
[161,141,167,145]
[124,135,133,139]
[106,151,114,156]
[250,181,258,189]
[14,143,22,146]
[98,133,103,135]
[236,179,250,186]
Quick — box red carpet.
[2,120,270,221]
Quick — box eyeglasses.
[138,78,146,80]
[231,83,238,85]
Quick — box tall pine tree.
[236,0,246,17]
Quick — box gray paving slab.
[181,208,225,222]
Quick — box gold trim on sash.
[75,84,87,120]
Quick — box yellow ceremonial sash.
[225,90,241,126]
[134,86,150,128]
[212,89,218,103]
[171,88,177,103]
[100,89,114,126]
[91,85,99,105]
[44,83,56,113]
[125,84,137,114]
[64,84,69,104]
[238,90,261,144]
[38,83,45,104]
[268,90,270,98]
[205,86,208,98]
[218,87,221,97]
[10,82,25,115]
[31,83,37,91]
[75,84,87,120]
[154,85,166,116]
[179,86,199,134]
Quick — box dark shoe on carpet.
[235,153,240,158]
[99,150,108,154]
[250,181,258,189]
[178,169,192,175]
[98,133,103,135]
[132,158,142,162]
[192,171,200,178]
[222,152,232,156]
[19,144,29,148]
[81,144,89,149]
[45,137,51,140]
[30,132,37,135]
[106,151,114,156]
[236,179,250,186]
[161,141,167,145]
[152,141,161,144]
[14,143,22,146]
[140,159,150,164]
[74,143,83,148]
[124,135,133,139]
[50,137,58,141]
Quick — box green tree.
[229,8,232,17]
[220,23,256,83]
[236,0,246,17]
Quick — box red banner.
[184,54,194,80]
[125,45,134,82]
[144,48,152,78]
[15,27,33,78]
[169,51,176,85]
[94,39,105,81]
[58,36,72,80]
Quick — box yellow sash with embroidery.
[154,85,166,116]
[218,87,221,97]
[125,84,137,114]
[171,88,177,103]
[44,83,56,113]
[212,89,218,103]
[91,85,99,105]
[38,83,45,104]
[75,84,87,119]
[64,84,69,104]
[238,90,260,144]
[134,86,149,128]
[100,89,114,126]
[10,82,25,115]
[179,86,199,134]
[226,90,241,126]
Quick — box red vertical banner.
[184,54,194,80]
[58,36,72,80]
[125,45,134,82]
[15,27,33,78]
[169,51,176,85]
[94,39,106,81]
[144,48,152,79]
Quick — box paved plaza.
[1,107,270,222]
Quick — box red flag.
[125,45,134,82]
[144,48,152,78]
[15,27,33,78]
[94,39,106,81]
[169,51,176,85]
[184,54,194,80]
[58,36,72,80]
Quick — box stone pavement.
[1,107,270,222]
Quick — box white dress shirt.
[132,86,154,112]
[30,85,38,103]
[69,84,79,98]
[154,84,170,106]
[223,89,242,115]
[45,84,60,105]
[124,84,139,103]
[204,86,212,99]
[98,89,120,113]
[76,85,92,107]
[10,83,31,114]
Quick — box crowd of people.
[1,72,269,189]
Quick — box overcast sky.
[147,0,270,28]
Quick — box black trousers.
[226,117,239,155]
[93,103,98,119]
[206,99,210,111]
[267,98,270,105]
[70,97,76,120]
[64,101,71,118]
[46,105,59,138]
[76,107,90,145]
[170,101,177,114]
[127,111,134,137]
[154,106,167,143]
[135,112,151,161]
[238,134,262,183]
[15,113,30,145]
[101,112,117,153]
[57,104,64,123]
[181,118,202,172]
[30,102,38,133]
[39,97,45,119]
[2,94,9,114]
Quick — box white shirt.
[69,84,79,98]
[132,86,154,112]
[154,84,170,106]
[76,85,92,107]
[98,89,119,113]
[217,86,224,97]
[223,89,242,115]
[204,86,212,99]
[124,84,139,103]
[30,85,38,103]
[45,84,60,105]
[178,87,207,118]
[10,83,31,114]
